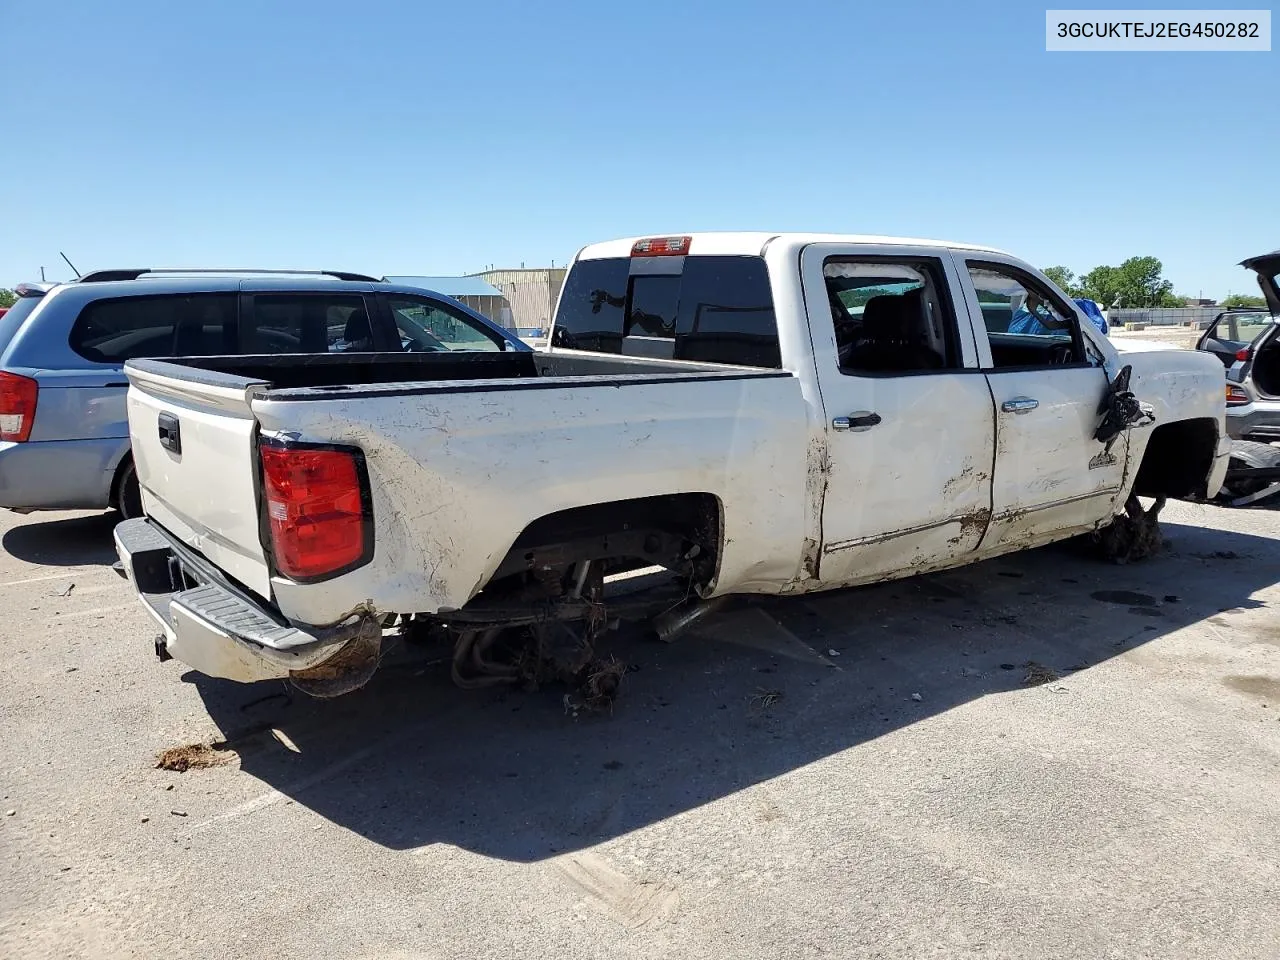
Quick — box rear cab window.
[69,294,238,363]
[552,254,781,368]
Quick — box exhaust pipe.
[646,596,729,644]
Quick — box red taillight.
[1235,347,1252,362]
[0,372,38,443]
[1226,384,1251,407]
[631,236,691,257]
[260,444,369,580]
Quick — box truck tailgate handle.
[157,413,182,454]
[1001,397,1039,415]
[832,411,882,432]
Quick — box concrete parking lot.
[1110,326,1205,350]
[2,502,1278,960]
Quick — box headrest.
[860,289,922,341]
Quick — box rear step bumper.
[113,518,373,683]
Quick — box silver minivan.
[0,269,528,518]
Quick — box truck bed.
[124,349,807,621]
[129,349,780,396]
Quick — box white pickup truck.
[114,234,1231,696]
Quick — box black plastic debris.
[1094,365,1154,445]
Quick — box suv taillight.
[0,372,38,442]
[1226,384,1251,407]
[260,443,370,580]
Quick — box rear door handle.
[1000,397,1039,415]
[157,413,182,454]
[832,411,882,432]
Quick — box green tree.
[1042,266,1078,297]
[1077,265,1121,307]
[1220,293,1266,309]
[0,289,16,309]
[1077,256,1182,308]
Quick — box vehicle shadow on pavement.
[1,512,119,567]
[190,517,1277,862]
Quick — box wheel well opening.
[108,452,134,508]
[485,492,723,597]
[1132,418,1218,499]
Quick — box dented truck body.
[114,234,1231,694]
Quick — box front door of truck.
[800,244,996,587]
[955,256,1125,551]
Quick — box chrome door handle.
[832,411,881,432]
[1001,397,1039,414]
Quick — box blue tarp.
[1074,297,1108,335]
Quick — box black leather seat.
[343,307,373,351]
[845,291,943,372]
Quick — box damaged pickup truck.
[114,234,1231,697]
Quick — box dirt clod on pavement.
[155,742,234,772]
[1023,662,1059,686]
[1095,495,1167,564]
[576,657,627,711]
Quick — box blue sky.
[2,0,1276,298]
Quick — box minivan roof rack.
[77,268,381,283]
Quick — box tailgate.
[125,360,272,598]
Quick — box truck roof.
[576,232,1011,261]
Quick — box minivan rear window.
[70,294,237,363]
[552,255,781,368]
[0,295,43,359]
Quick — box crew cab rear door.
[125,360,272,597]
[799,242,995,586]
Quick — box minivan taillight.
[260,443,370,580]
[0,372,38,442]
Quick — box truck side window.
[825,259,958,375]
[965,263,1086,369]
